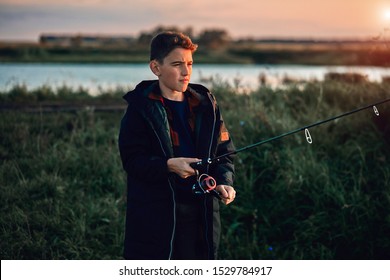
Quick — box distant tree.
[153,25,181,34]
[137,25,182,45]
[182,26,195,39]
[137,32,154,46]
[137,26,231,50]
[196,29,231,50]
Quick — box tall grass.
[0,109,126,259]
[215,77,390,259]
[1,77,389,259]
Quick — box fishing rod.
[191,97,390,199]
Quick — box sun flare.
[384,9,390,21]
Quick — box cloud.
[0,2,159,38]
[0,0,384,40]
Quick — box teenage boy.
[118,31,236,260]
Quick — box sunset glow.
[0,0,389,40]
[384,9,390,21]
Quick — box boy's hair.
[150,31,198,63]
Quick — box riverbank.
[1,40,389,66]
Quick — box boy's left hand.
[216,185,236,205]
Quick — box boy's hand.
[167,157,200,179]
[216,185,236,205]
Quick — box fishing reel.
[191,173,221,200]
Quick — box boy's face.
[150,47,193,96]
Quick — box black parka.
[118,80,235,259]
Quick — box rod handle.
[190,158,212,169]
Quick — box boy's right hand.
[167,157,200,179]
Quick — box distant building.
[39,34,136,48]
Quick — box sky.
[1,0,390,41]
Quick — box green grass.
[1,77,390,259]
[0,110,126,259]
[215,78,390,259]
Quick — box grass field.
[1,76,390,259]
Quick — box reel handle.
[210,189,222,200]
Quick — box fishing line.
[190,97,390,197]
[193,97,390,168]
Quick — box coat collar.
[146,82,204,110]
[123,80,208,106]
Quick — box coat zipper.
[151,126,176,260]
[204,93,217,259]
[150,93,217,259]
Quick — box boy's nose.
[182,65,190,75]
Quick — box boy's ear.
[149,60,161,76]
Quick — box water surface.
[1,63,389,94]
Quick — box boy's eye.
[171,62,192,67]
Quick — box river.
[1,63,389,94]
